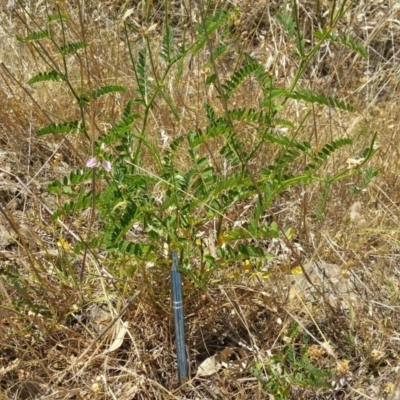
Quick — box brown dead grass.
[1,0,400,399]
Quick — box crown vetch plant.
[21,2,377,288]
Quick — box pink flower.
[101,160,112,172]
[86,157,112,172]
[86,157,98,168]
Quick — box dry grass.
[1,0,400,399]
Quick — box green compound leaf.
[314,30,368,58]
[51,190,93,220]
[47,13,68,23]
[78,85,127,105]
[16,30,51,42]
[135,48,149,100]
[91,85,127,99]
[60,41,87,55]
[306,138,353,171]
[36,121,81,136]
[288,88,355,112]
[160,24,174,62]
[221,60,263,99]
[27,70,65,84]
[212,44,228,61]
[278,13,297,39]
[108,200,138,243]
[100,100,138,145]
[193,10,228,54]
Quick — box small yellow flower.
[241,260,252,271]
[291,266,303,275]
[57,238,72,251]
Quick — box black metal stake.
[171,251,188,381]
